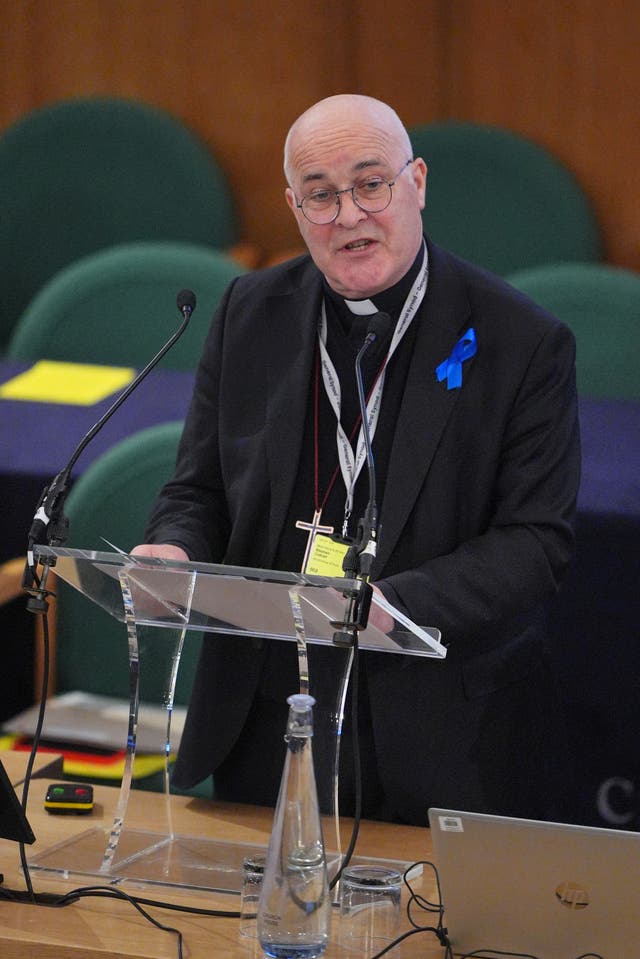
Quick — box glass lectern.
[28,546,445,893]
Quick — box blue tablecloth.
[547,396,640,830]
[576,396,640,519]
[0,360,194,724]
[0,360,195,558]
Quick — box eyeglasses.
[295,159,414,225]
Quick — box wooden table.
[0,766,446,959]
[2,749,63,785]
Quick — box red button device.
[44,782,94,815]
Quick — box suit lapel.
[374,245,475,575]
[263,263,323,563]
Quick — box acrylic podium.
[28,545,445,894]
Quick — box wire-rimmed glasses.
[295,159,414,225]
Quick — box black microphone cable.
[328,640,362,893]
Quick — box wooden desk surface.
[0,767,445,959]
[1,750,64,785]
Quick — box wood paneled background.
[1,0,638,269]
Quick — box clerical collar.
[323,239,426,323]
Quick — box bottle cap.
[286,693,316,710]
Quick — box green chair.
[7,240,246,369]
[507,262,640,400]
[55,421,208,794]
[0,96,240,351]
[409,122,602,276]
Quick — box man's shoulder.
[429,240,572,341]
[230,251,318,300]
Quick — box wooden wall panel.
[444,0,640,270]
[1,0,639,268]
[0,0,357,256]
[348,0,446,124]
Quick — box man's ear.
[285,186,297,213]
[413,158,428,211]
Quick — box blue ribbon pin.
[436,327,477,390]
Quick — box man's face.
[285,112,426,300]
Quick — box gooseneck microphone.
[343,310,392,579]
[356,310,392,549]
[24,289,197,609]
[360,310,392,354]
[334,311,392,645]
[176,288,196,319]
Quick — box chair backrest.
[507,262,640,400]
[409,121,602,276]
[7,240,246,369]
[0,96,238,350]
[55,421,200,705]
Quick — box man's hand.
[368,583,395,634]
[130,544,190,562]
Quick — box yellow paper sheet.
[0,360,135,406]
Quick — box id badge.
[305,534,350,577]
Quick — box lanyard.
[317,242,428,536]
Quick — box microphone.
[334,311,392,643]
[350,310,392,575]
[361,310,392,353]
[24,289,197,608]
[177,288,196,319]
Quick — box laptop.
[428,808,640,959]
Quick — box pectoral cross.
[296,510,334,574]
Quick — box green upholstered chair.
[507,262,640,400]
[409,122,602,276]
[54,420,209,794]
[0,96,239,351]
[7,240,246,370]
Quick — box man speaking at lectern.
[132,94,580,826]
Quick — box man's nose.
[334,189,368,227]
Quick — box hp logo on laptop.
[555,881,589,910]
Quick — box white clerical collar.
[343,297,378,316]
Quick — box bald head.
[284,94,413,185]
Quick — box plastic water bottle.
[257,693,331,958]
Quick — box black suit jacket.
[146,240,580,822]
